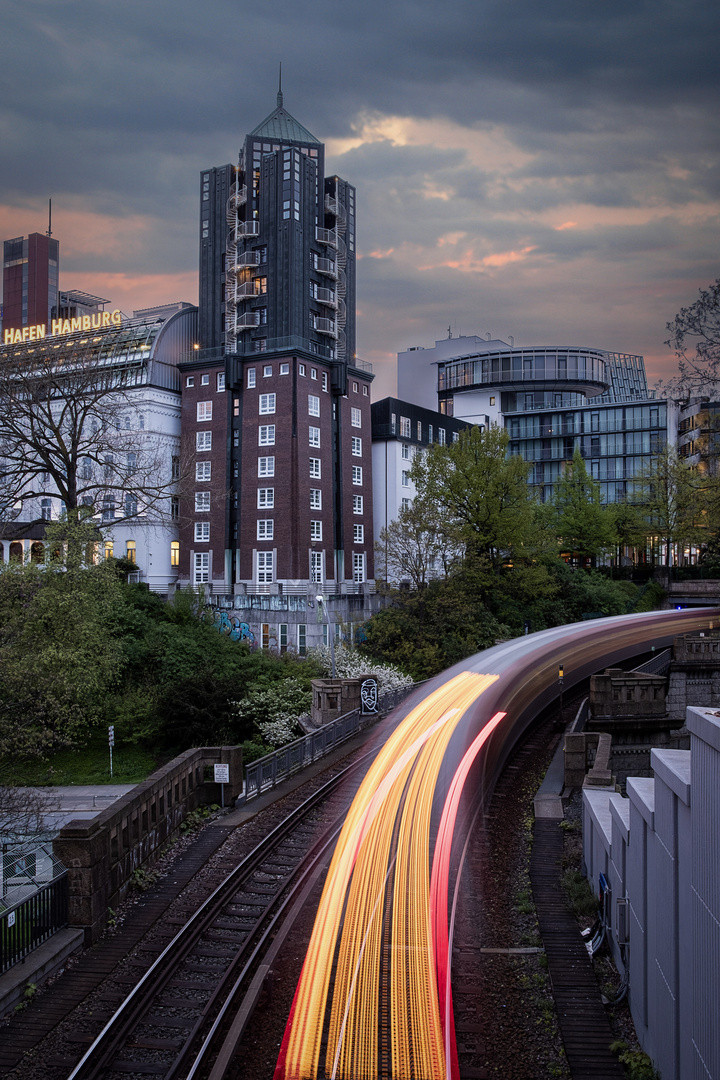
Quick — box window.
[258,456,275,477]
[259,393,276,414]
[104,540,114,560]
[255,276,267,294]
[438,428,446,445]
[280,363,290,375]
[351,407,362,427]
[401,443,409,459]
[353,381,359,393]
[171,496,179,520]
[310,488,322,510]
[309,426,321,447]
[428,424,433,442]
[257,487,274,508]
[352,552,366,583]
[310,520,322,541]
[353,524,364,543]
[353,495,363,514]
[247,368,256,388]
[257,551,274,583]
[298,624,307,655]
[311,551,323,583]
[259,425,275,445]
[217,372,225,392]
[352,465,362,485]
[171,455,180,480]
[351,436,362,456]
[279,624,288,653]
[194,522,210,542]
[170,541,179,567]
[299,363,306,376]
[195,491,210,511]
[363,385,368,396]
[257,519,274,540]
[201,374,210,386]
[308,394,320,416]
[322,372,328,392]
[400,416,411,438]
[197,401,212,421]
[40,497,51,520]
[194,552,209,583]
[102,496,115,521]
[254,338,267,353]
[196,431,212,451]
[263,364,272,377]
[401,497,411,510]
[489,396,496,406]
[196,461,211,481]
[402,470,411,487]
[186,375,195,387]
[417,421,422,440]
[309,458,321,479]
[310,368,317,380]
[125,493,137,517]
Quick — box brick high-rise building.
[2,232,59,335]
[179,90,375,647]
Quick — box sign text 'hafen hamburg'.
[3,309,122,346]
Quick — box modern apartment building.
[2,232,59,337]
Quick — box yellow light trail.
[275,671,498,1080]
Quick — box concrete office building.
[2,232,59,337]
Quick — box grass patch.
[561,869,599,919]
[1,731,158,786]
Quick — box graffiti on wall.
[209,608,255,644]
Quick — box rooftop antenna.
[277,63,283,107]
[448,325,452,339]
[47,198,52,238]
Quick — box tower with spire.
[184,89,373,613]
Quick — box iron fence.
[242,683,417,802]
[0,874,68,974]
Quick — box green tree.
[410,426,533,567]
[375,495,462,589]
[636,445,708,565]
[548,448,616,562]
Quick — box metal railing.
[1,874,68,974]
[242,683,417,801]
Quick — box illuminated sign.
[3,309,122,346]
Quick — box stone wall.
[53,745,242,943]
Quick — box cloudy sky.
[2,0,718,397]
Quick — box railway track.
[61,751,374,1080]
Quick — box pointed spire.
[277,62,283,108]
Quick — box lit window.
[309,426,321,447]
[352,552,366,582]
[310,520,322,541]
[196,431,212,451]
[194,552,209,583]
[259,393,276,414]
[257,551,274,583]
[125,540,136,563]
[196,461,211,481]
[310,488,322,510]
[258,456,275,477]
[352,465,362,485]
[194,522,210,542]
[308,394,320,416]
[351,407,361,427]
[257,487,274,508]
[170,541,179,567]
[217,372,225,391]
[259,425,275,445]
[309,458,321,479]
[197,401,212,421]
[247,368,256,388]
[489,396,495,406]
[257,519,274,540]
[186,376,195,387]
[201,374,210,386]
[195,491,210,511]
[351,436,362,456]
[353,495,363,514]
[353,524,364,543]
[104,540,114,560]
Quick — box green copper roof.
[249,101,320,145]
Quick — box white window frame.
[195,491,211,512]
[353,495,363,514]
[309,458,321,479]
[400,416,411,438]
[257,550,274,583]
[259,424,275,445]
[308,394,320,417]
[194,522,210,542]
[196,431,212,451]
[194,552,209,583]
[310,488,322,510]
[259,393,276,414]
[310,550,323,583]
[351,436,362,456]
[258,456,275,477]
[353,524,364,543]
[352,465,362,485]
[352,552,366,583]
[247,368,256,388]
[197,401,212,422]
[310,520,322,541]
[195,461,211,482]
[309,426,321,447]
[257,519,274,540]
[217,372,225,392]
[351,407,362,428]
[257,487,275,509]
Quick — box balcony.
[316,287,337,308]
[315,257,337,279]
[313,317,337,338]
[315,227,337,248]
[236,280,263,299]
[235,251,261,269]
[237,220,260,237]
[236,312,260,329]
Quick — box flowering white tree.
[310,644,413,696]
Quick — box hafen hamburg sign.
[3,309,123,346]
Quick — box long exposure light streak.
[275,671,498,1080]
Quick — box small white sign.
[214,764,230,784]
[8,912,16,928]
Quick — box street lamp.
[558,662,564,724]
[317,595,336,677]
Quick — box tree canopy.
[664,277,720,396]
